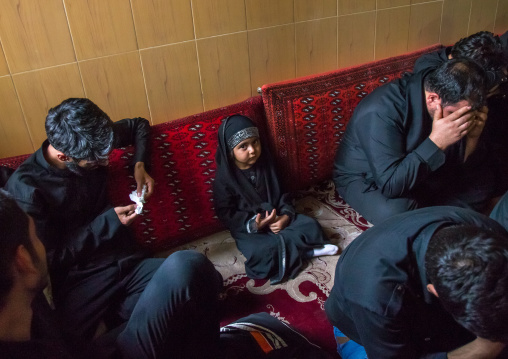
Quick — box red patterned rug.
[106,95,269,251]
[219,274,336,357]
[261,44,444,193]
[164,180,371,358]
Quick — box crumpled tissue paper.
[129,185,147,214]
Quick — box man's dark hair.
[425,225,508,342]
[450,31,507,88]
[45,98,114,162]
[451,31,505,68]
[0,189,35,308]
[424,59,487,111]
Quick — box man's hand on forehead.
[429,104,474,150]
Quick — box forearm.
[447,338,505,359]
[135,161,146,170]
[134,161,148,180]
[377,139,445,198]
[362,127,445,198]
[464,137,479,163]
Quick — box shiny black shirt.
[326,206,508,358]
[4,118,150,291]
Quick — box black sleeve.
[357,111,445,198]
[13,192,123,271]
[413,48,448,74]
[490,191,508,231]
[213,181,254,234]
[113,118,150,166]
[413,54,442,73]
[500,31,508,52]
[349,293,448,359]
[0,166,14,187]
[277,193,295,222]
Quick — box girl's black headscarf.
[215,115,283,212]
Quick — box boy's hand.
[269,214,290,234]
[255,209,276,231]
[134,162,154,199]
[115,204,138,226]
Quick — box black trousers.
[337,170,494,225]
[56,251,223,358]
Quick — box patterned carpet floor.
[160,181,371,357]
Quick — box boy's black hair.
[45,98,114,162]
[0,189,35,308]
[425,224,508,342]
[424,58,487,111]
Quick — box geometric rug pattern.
[161,180,372,356]
[261,44,443,193]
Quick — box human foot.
[312,244,338,257]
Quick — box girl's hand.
[269,214,290,234]
[255,209,276,230]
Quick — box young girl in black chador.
[213,115,338,284]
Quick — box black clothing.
[0,341,75,359]
[116,251,224,359]
[413,46,450,74]
[5,118,150,286]
[485,94,508,195]
[333,69,492,224]
[0,251,225,359]
[213,116,327,283]
[501,31,508,55]
[325,206,508,359]
[4,118,151,338]
[490,190,508,231]
[220,312,327,359]
[413,33,508,196]
[0,166,14,187]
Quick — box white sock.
[312,244,338,257]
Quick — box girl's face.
[232,136,261,170]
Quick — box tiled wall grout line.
[336,0,339,70]
[493,0,500,33]
[466,0,473,36]
[5,75,35,153]
[127,0,154,125]
[438,0,445,44]
[293,0,298,79]
[190,0,206,112]
[243,0,255,97]
[61,0,87,99]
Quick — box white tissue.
[129,185,147,214]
